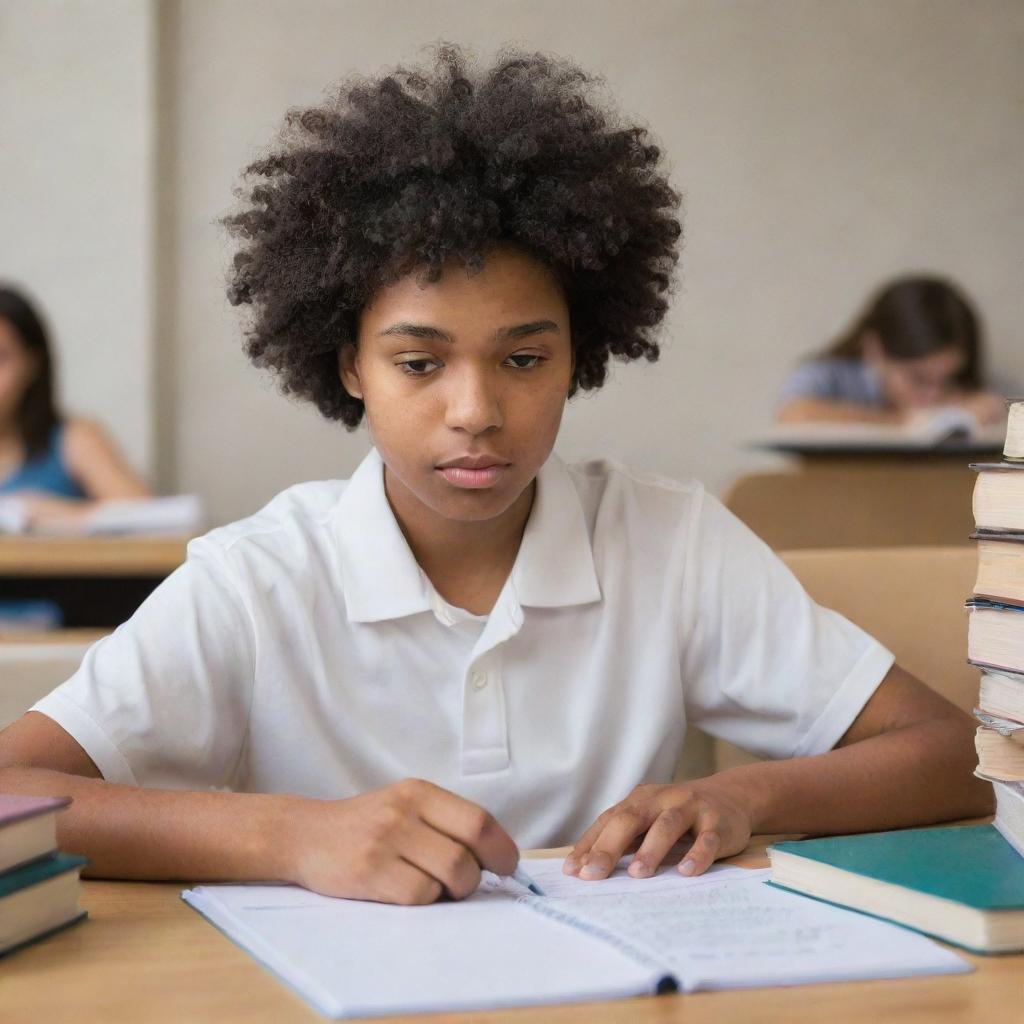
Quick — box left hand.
[563,779,754,881]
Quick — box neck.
[384,467,536,600]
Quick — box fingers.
[575,808,654,881]
[628,806,695,878]
[677,812,723,878]
[373,857,443,906]
[404,779,520,877]
[563,812,611,876]
[399,821,482,900]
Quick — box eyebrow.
[377,320,560,343]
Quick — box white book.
[757,406,1006,452]
[995,781,1024,860]
[182,859,969,1019]
[0,495,203,536]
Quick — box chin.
[431,489,520,524]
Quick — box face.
[863,335,966,409]
[0,318,37,424]
[341,246,574,530]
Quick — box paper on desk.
[520,866,972,992]
[182,883,668,1019]
[505,856,753,897]
[183,860,969,1018]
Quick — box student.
[0,48,990,904]
[0,287,150,528]
[776,276,1007,426]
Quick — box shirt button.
[471,672,488,691]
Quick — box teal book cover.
[770,825,1024,910]
[0,851,88,899]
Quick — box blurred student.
[0,287,150,530]
[776,277,1006,426]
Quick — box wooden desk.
[3,837,1021,1023]
[0,536,190,629]
[724,457,983,549]
[0,536,190,577]
[0,628,107,646]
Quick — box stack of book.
[969,398,1024,858]
[765,400,1024,954]
[0,795,87,957]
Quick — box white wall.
[165,0,1024,524]
[0,0,155,477]
[3,1,1021,522]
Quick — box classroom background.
[2,0,1022,526]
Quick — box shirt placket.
[459,600,523,775]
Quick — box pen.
[512,865,546,896]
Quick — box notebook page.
[182,885,668,1019]
[515,856,752,897]
[521,869,971,991]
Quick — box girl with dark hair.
[0,48,989,904]
[777,276,1006,426]
[0,287,149,528]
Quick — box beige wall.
[0,0,155,476]
[3,1,1022,522]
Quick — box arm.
[63,417,151,499]
[0,712,518,903]
[776,397,904,425]
[565,664,993,880]
[20,418,151,530]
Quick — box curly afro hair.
[224,45,682,428]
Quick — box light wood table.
[0,536,190,577]
[0,629,108,646]
[3,836,1021,1023]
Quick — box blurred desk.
[0,536,189,576]
[0,628,107,645]
[2,833,1018,1023]
[0,536,190,628]
[727,448,993,550]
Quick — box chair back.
[722,466,976,549]
[0,640,94,730]
[712,545,978,771]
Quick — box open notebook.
[182,858,969,1018]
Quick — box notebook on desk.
[182,858,968,1019]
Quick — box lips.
[435,454,511,489]
[436,454,511,470]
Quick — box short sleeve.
[30,539,256,789]
[679,490,894,760]
[777,360,841,403]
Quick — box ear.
[338,344,363,400]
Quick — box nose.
[444,366,503,435]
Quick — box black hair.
[224,45,682,427]
[0,286,60,458]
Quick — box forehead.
[360,248,568,328]
[900,346,965,375]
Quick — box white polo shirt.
[32,449,893,848]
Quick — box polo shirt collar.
[333,448,601,624]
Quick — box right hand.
[279,778,519,904]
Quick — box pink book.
[0,795,70,874]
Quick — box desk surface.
[0,535,190,577]
[4,836,1021,1023]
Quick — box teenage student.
[0,287,150,527]
[776,276,1007,426]
[0,48,991,904]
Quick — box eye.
[397,358,441,377]
[505,353,545,370]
